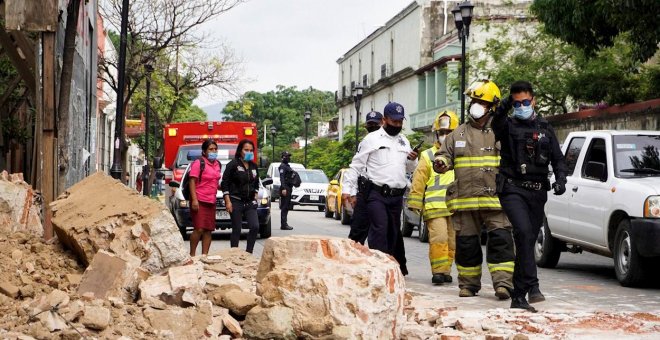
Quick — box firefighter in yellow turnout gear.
[433,80,515,300]
[408,111,458,285]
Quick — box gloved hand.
[552,182,566,195]
[500,95,513,112]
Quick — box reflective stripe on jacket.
[408,146,454,220]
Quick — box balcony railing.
[409,102,459,130]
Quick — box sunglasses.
[513,98,533,108]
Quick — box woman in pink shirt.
[188,139,221,256]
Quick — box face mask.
[469,103,487,119]
[243,151,254,161]
[513,105,534,120]
[438,135,446,145]
[366,124,380,133]
[383,123,402,136]
[207,152,218,161]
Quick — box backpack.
[290,170,302,188]
[181,159,217,200]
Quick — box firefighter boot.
[495,287,511,300]
[432,273,445,285]
[459,288,476,297]
[443,274,453,283]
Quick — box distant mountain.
[201,102,227,121]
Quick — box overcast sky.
[194,0,414,107]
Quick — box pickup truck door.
[568,137,611,246]
[546,136,585,238]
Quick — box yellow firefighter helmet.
[432,110,459,132]
[465,79,501,104]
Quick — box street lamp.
[143,63,153,196]
[110,0,130,180]
[452,1,474,124]
[352,85,364,153]
[270,126,277,162]
[303,110,311,167]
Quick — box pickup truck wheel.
[333,201,341,220]
[614,219,647,287]
[400,210,414,238]
[535,217,563,268]
[259,220,272,239]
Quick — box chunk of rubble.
[50,172,189,273]
[77,250,145,301]
[246,235,406,339]
[0,171,43,236]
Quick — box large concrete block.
[77,250,141,300]
[0,171,42,236]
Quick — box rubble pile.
[0,171,42,235]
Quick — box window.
[581,138,608,181]
[564,137,585,176]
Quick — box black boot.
[528,287,546,304]
[280,225,293,230]
[511,297,538,313]
[432,273,444,284]
[443,274,453,283]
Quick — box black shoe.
[511,297,538,313]
[432,274,444,285]
[528,287,546,304]
[280,225,293,230]
[443,274,453,283]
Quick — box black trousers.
[366,190,408,275]
[499,182,547,298]
[348,191,369,244]
[280,188,292,228]
[229,198,259,253]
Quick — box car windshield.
[298,170,328,183]
[613,135,660,177]
[175,144,235,168]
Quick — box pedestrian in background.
[135,172,143,193]
[221,139,260,253]
[433,80,515,300]
[188,139,221,256]
[492,80,567,312]
[345,110,383,244]
[408,110,458,285]
[343,102,418,275]
[278,151,295,230]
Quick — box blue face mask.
[513,105,534,120]
[244,151,254,161]
[207,152,218,161]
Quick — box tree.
[531,0,660,62]
[222,86,335,149]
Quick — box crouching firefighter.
[433,80,515,299]
[407,111,458,285]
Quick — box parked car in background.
[168,149,273,239]
[402,183,427,242]
[280,169,328,211]
[540,130,660,287]
[325,168,352,224]
[265,162,305,201]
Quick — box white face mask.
[469,103,486,119]
[438,135,446,145]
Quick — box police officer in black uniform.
[278,151,294,230]
[492,81,568,312]
[347,110,384,244]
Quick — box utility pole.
[110,0,130,180]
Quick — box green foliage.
[1,115,31,144]
[531,0,659,62]
[222,86,335,150]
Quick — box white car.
[540,130,660,287]
[280,169,329,211]
[265,162,305,201]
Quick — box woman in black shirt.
[220,139,260,253]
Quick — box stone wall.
[545,99,660,142]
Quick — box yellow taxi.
[324,168,352,225]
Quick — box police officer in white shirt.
[342,102,418,275]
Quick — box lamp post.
[270,126,277,162]
[142,63,153,196]
[110,0,130,180]
[452,1,474,124]
[352,85,364,153]
[303,110,311,167]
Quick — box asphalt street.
[204,204,660,313]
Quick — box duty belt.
[506,178,545,191]
[370,183,406,197]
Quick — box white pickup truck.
[537,130,660,287]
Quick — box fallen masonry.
[0,171,659,339]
